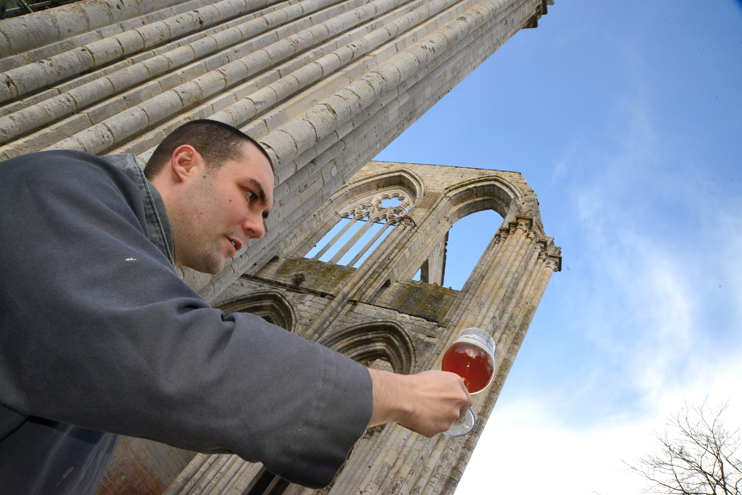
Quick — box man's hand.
[367,368,473,437]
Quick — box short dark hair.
[144,120,274,179]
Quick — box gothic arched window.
[304,191,411,268]
[218,292,295,332]
[442,209,502,290]
[319,322,416,375]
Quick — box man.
[0,120,471,494]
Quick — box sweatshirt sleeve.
[0,151,373,488]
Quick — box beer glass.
[441,327,496,436]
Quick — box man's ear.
[170,145,204,182]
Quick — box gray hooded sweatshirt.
[0,150,372,494]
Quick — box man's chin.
[205,259,227,275]
[204,266,224,275]
[185,256,227,275]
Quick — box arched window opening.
[218,293,295,332]
[443,210,502,291]
[305,216,390,267]
[320,323,415,375]
[303,191,410,268]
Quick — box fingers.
[405,371,473,436]
[439,370,473,407]
[464,384,473,407]
[450,373,473,407]
[367,368,478,437]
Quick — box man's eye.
[245,190,256,202]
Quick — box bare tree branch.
[624,400,741,495]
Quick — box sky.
[373,1,742,493]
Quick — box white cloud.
[569,162,742,403]
[458,361,742,495]
[458,397,653,495]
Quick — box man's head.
[145,119,274,179]
[146,120,275,275]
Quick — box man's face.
[171,142,274,274]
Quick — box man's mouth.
[228,237,243,252]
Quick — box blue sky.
[374,1,742,493]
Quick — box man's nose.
[243,214,265,239]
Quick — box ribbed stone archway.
[320,321,417,374]
[218,291,297,331]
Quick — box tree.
[626,400,742,495]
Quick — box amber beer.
[441,340,494,394]
[440,328,495,436]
